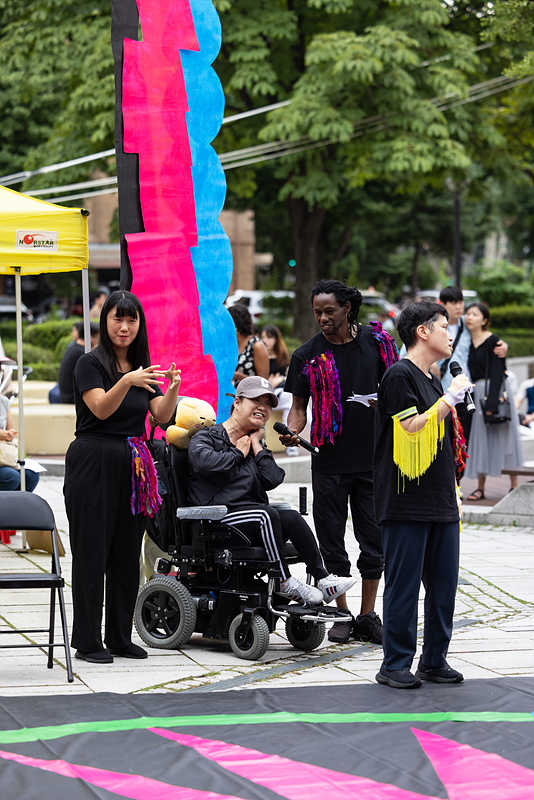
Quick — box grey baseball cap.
[236,376,278,407]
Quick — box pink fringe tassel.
[303,351,343,448]
[127,437,162,517]
[369,320,399,370]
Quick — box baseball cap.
[236,376,278,407]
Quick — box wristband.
[441,393,455,409]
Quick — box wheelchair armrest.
[176,505,228,521]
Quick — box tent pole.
[82,267,91,353]
[14,267,28,548]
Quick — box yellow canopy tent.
[0,185,89,497]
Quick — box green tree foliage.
[467,260,533,307]
[1,1,532,341]
[216,0,516,336]
[485,0,534,77]
[0,0,113,183]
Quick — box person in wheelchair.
[187,376,356,606]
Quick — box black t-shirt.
[269,357,287,377]
[58,342,84,403]
[285,327,385,474]
[374,359,459,524]
[73,351,162,437]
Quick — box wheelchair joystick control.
[155,557,172,575]
[299,486,308,516]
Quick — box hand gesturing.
[127,365,165,393]
[164,362,181,391]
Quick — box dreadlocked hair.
[311,280,362,333]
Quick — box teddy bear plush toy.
[165,396,216,449]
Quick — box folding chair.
[0,491,73,682]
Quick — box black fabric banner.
[111,0,143,290]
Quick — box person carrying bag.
[464,302,522,500]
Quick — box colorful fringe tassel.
[393,399,444,485]
[369,320,399,370]
[451,406,468,480]
[303,351,343,447]
[127,436,162,517]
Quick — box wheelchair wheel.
[228,613,269,660]
[134,575,197,649]
[285,617,325,651]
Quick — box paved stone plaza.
[1,475,533,695]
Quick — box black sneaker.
[109,643,148,659]
[415,660,464,684]
[376,668,422,689]
[353,611,382,644]
[328,615,355,643]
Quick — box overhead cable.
[44,74,533,203]
[0,42,499,187]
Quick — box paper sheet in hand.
[346,392,378,407]
[23,458,46,473]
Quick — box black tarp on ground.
[0,678,533,798]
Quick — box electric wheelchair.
[134,436,352,660]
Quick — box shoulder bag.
[481,350,511,425]
[0,439,18,469]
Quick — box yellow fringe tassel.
[393,399,444,484]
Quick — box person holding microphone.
[374,302,471,689]
[64,290,181,664]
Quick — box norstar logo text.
[16,230,59,252]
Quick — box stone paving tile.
[1,476,533,695]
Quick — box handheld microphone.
[273,421,320,456]
[449,361,475,414]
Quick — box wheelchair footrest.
[272,602,352,622]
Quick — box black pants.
[312,469,383,579]
[64,436,144,652]
[381,520,460,670]
[222,504,328,582]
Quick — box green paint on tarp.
[0,711,533,744]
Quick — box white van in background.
[225,290,295,321]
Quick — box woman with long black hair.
[64,290,181,663]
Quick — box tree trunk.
[453,189,462,287]
[411,242,422,295]
[289,198,326,341]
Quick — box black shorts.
[311,470,383,580]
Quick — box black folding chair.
[0,491,73,682]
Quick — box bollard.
[299,486,308,515]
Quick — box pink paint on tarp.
[122,41,196,236]
[137,0,199,52]
[413,728,534,799]
[122,0,220,414]
[129,233,218,409]
[150,728,441,799]
[0,748,242,800]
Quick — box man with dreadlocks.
[281,280,398,644]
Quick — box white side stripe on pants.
[221,508,290,580]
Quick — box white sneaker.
[280,576,323,606]
[318,574,357,604]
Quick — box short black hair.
[73,321,99,340]
[311,280,362,330]
[397,302,448,349]
[228,303,253,336]
[439,286,463,304]
[465,301,490,329]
